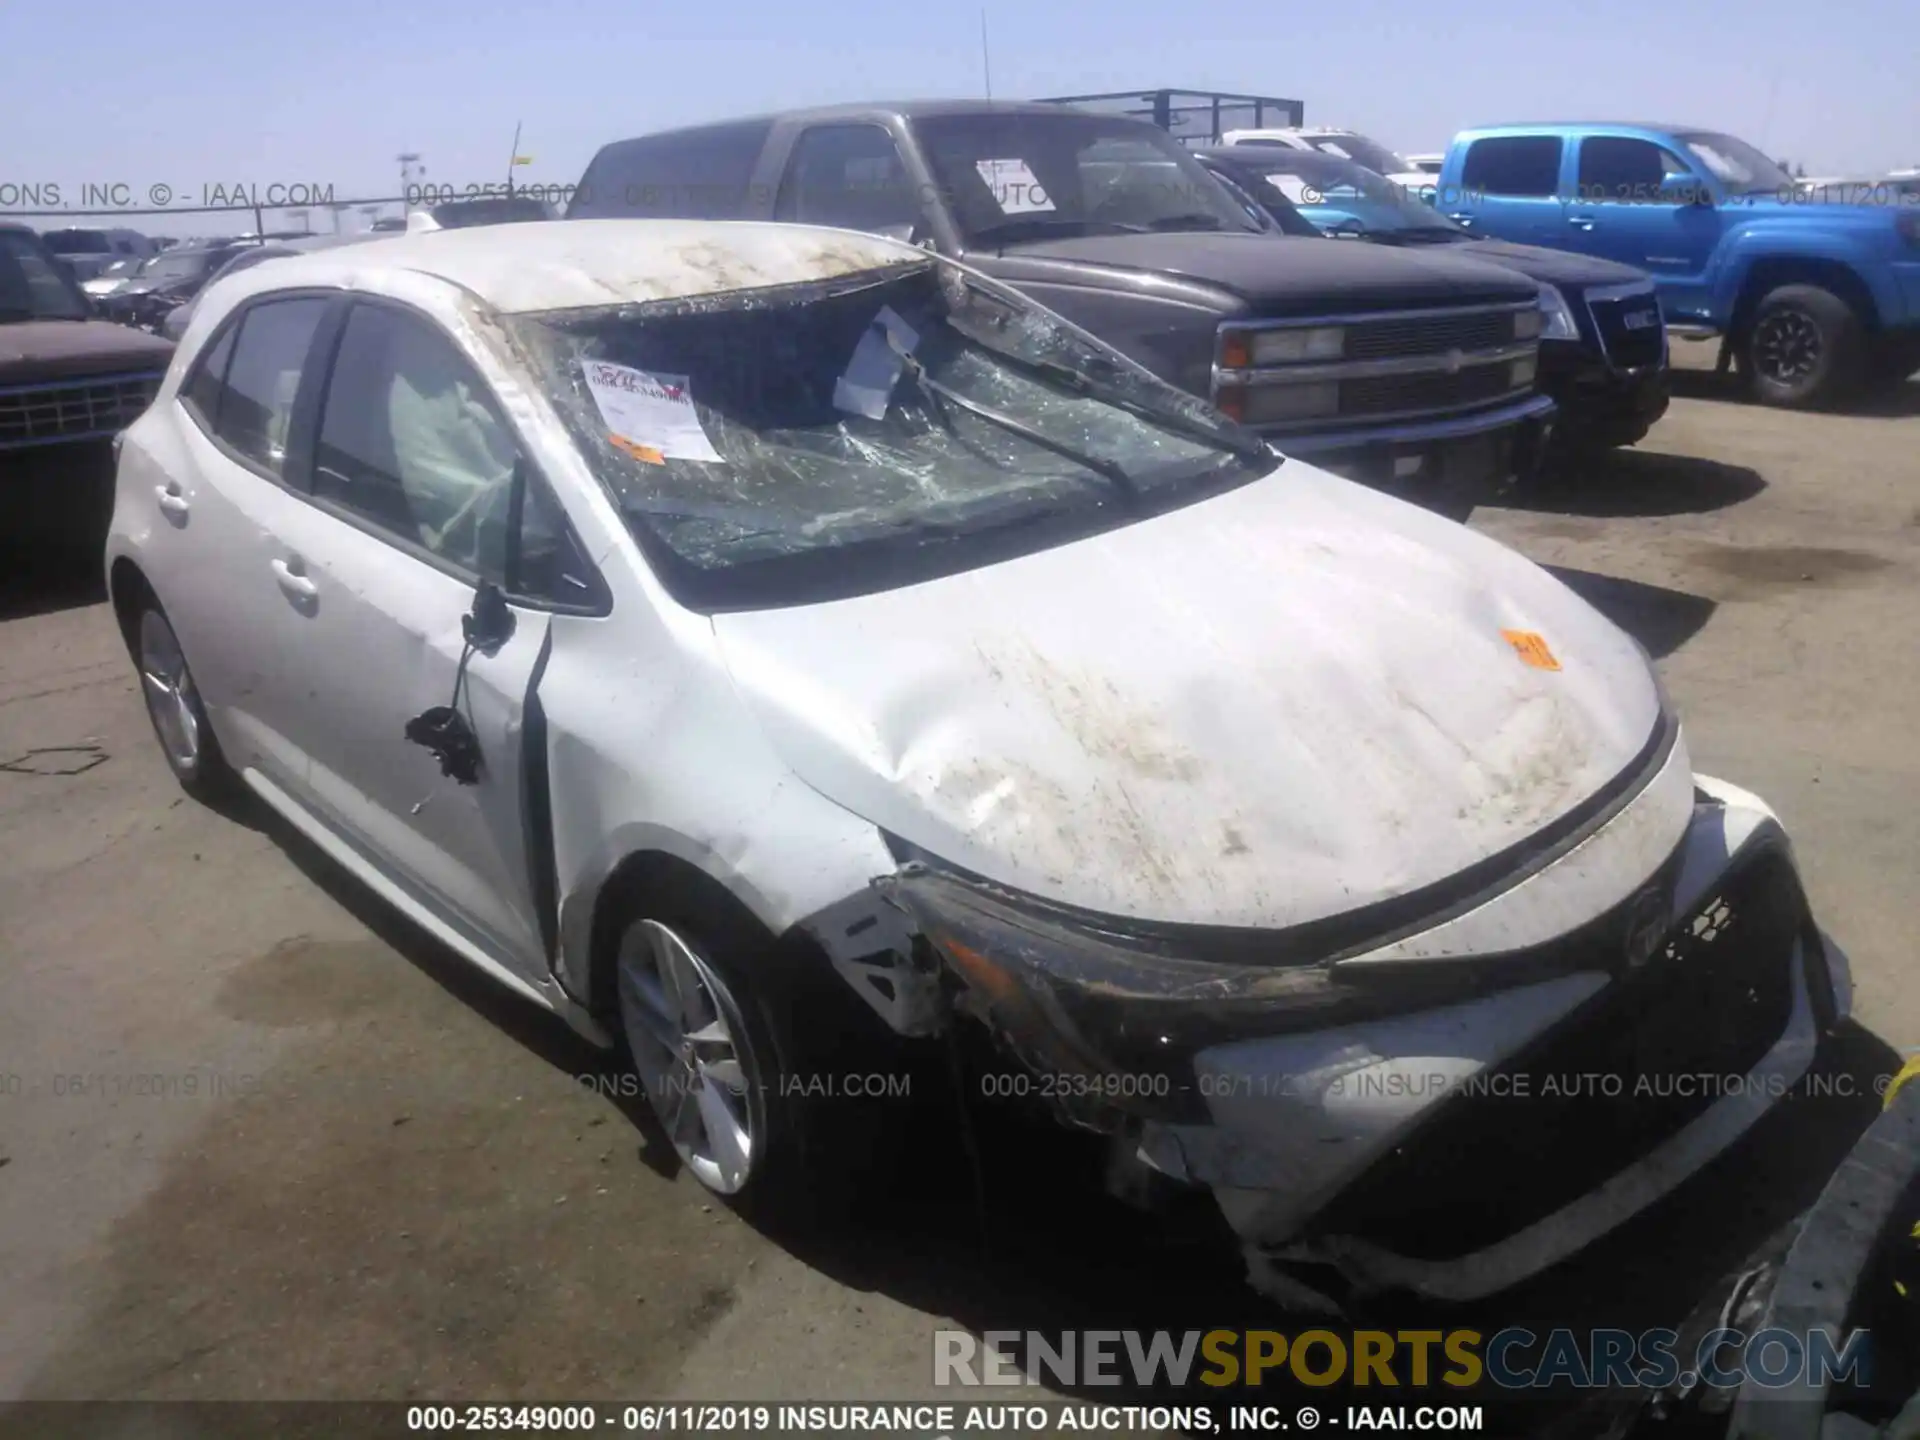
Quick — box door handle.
[270,557,318,602]
[155,482,189,517]
[1446,213,1476,225]
[1567,216,1596,231]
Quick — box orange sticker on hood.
[1501,629,1562,671]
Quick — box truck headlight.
[1219,326,1345,368]
[1537,285,1581,342]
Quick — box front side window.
[1578,138,1699,201]
[312,304,596,603]
[217,297,328,476]
[510,257,1272,609]
[1461,136,1564,197]
[914,111,1264,247]
[775,125,922,235]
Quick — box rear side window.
[216,297,328,477]
[1461,136,1564,197]
[570,121,773,219]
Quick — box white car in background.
[106,219,1851,1306]
[1221,127,1435,195]
[1405,153,1445,176]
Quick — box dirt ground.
[1,344,1916,1427]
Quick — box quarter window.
[212,297,327,476]
[181,323,238,429]
[1460,136,1564,197]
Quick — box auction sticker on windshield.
[583,361,722,464]
[834,306,920,420]
[976,158,1054,213]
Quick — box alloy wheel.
[1753,308,1822,384]
[138,609,202,773]
[616,919,761,1194]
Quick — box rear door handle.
[155,482,189,517]
[1567,216,1596,231]
[271,557,318,602]
[1446,212,1476,225]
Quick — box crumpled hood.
[713,464,1663,930]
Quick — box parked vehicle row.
[1193,145,1670,460]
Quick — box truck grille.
[1587,290,1665,370]
[1315,840,1804,1261]
[0,372,164,451]
[1344,309,1519,361]
[1339,364,1518,418]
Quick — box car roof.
[232,219,923,316]
[1456,122,1700,136]
[604,97,1145,142]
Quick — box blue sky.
[4,0,1915,236]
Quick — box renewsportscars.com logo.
[934,1327,1871,1392]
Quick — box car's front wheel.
[1743,284,1866,408]
[135,601,235,801]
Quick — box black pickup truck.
[1,223,173,549]
[567,101,1557,519]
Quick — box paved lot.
[1,347,1915,1422]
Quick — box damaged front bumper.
[879,772,1851,1305]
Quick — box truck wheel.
[1742,285,1865,408]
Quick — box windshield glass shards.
[511,258,1273,608]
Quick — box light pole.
[397,152,425,212]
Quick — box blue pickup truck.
[1435,124,1920,406]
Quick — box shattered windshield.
[511,257,1273,608]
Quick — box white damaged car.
[106,219,1851,1305]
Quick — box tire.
[133,599,237,802]
[609,890,897,1228]
[1742,284,1866,408]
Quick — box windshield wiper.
[1144,212,1227,232]
[965,342,1273,469]
[966,215,1149,247]
[1361,227,1466,246]
[895,352,1140,499]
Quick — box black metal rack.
[1033,88,1305,146]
